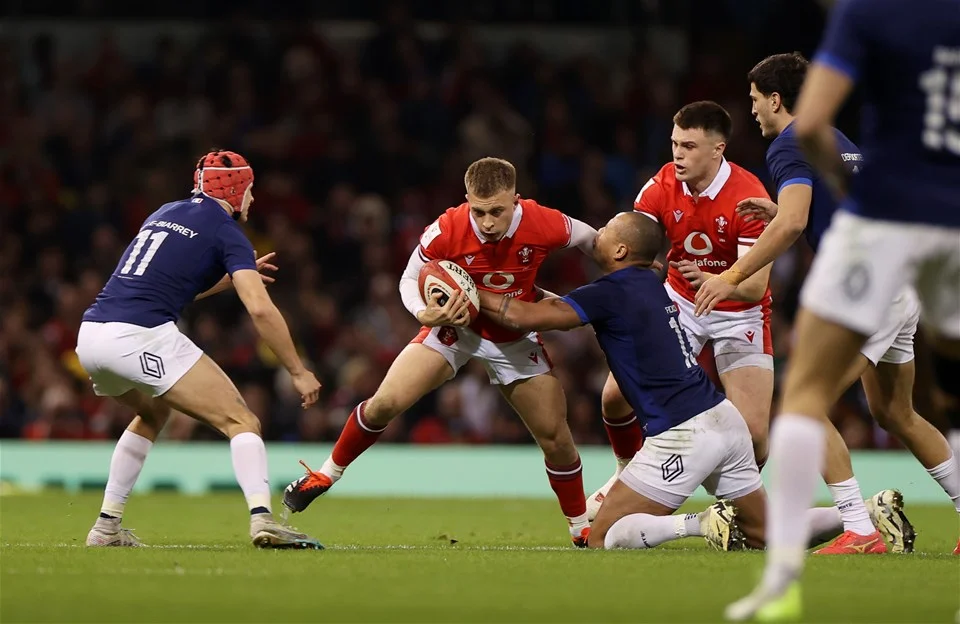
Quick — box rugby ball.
[418,259,481,322]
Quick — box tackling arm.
[727,184,810,281]
[478,290,583,332]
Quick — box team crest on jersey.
[518,246,533,264]
[673,209,684,222]
[715,215,727,234]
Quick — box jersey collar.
[681,157,731,200]
[470,202,524,243]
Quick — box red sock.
[545,457,587,518]
[331,401,385,468]
[602,413,644,460]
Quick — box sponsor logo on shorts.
[139,352,165,379]
[661,453,684,483]
[745,330,755,343]
[842,261,871,301]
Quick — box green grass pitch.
[1,493,957,622]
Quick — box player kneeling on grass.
[76,150,323,550]
[478,211,901,552]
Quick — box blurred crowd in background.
[0,1,945,449]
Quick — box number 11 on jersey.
[120,229,169,276]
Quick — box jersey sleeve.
[813,0,869,81]
[633,176,665,223]
[216,223,258,275]
[538,204,574,250]
[766,139,815,196]
[561,278,616,325]
[417,212,450,261]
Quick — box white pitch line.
[1,542,582,552]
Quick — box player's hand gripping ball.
[418,260,481,322]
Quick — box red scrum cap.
[192,150,254,217]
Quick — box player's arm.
[478,290,583,332]
[195,252,278,301]
[398,246,471,327]
[566,217,598,257]
[793,0,860,197]
[695,185,811,315]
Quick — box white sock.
[229,432,272,513]
[604,513,692,549]
[949,431,960,469]
[927,455,960,513]
[320,456,346,483]
[763,414,825,593]
[100,430,153,519]
[827,477,875,535]
[807,506,843,545]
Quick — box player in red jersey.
[588,102,776,518]
[282,157,609,546]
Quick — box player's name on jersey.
[143,220,201,239]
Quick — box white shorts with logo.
[76,321,203,397]
[664,282,774,375]
[859,286,920,366]
[802,211,960,340]
[618,399,763,509]
[412,326,552,385]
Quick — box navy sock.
[250,506,270,516]
[99,513,118,520]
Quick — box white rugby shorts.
[802,211,960,340]
[76,321,203,397]
[618,399,763,509]
[665,283,774,375]
[859,286,920,366]
[411,326,552,385]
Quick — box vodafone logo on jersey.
[683,232,714,256]
[682,232,728,268]
[482,272,516,290]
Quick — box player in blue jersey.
[479,211,767,550]
[699,52,959,557]
[76,150,324,550]
[726,2,960,620]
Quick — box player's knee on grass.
[732,489,767,549]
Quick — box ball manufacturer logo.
[683,232,714,256]
[482,272,516,290]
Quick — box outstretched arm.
[479,290,584,332]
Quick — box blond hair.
[464,157,517,198]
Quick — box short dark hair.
[617,212,664,264]
[672,101,733,141]
[747,52,809,114]
[464,157,517,198]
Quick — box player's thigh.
[498,373,572,451]
[800,211,918,337]
[915,226,960,341]
[718,366,773,437]
[114,389,172,430]
[861,359,917,430]
[589,479,675,548]
[367,337,458,423]
[601,371,632,420]
[159,354,257,437]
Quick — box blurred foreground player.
[698,52,960,555]
[77,150,323,549]
[727,1,960,620]
[477,212,892,552]
[283,157,608,546]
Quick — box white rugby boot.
[86,516,143,547]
